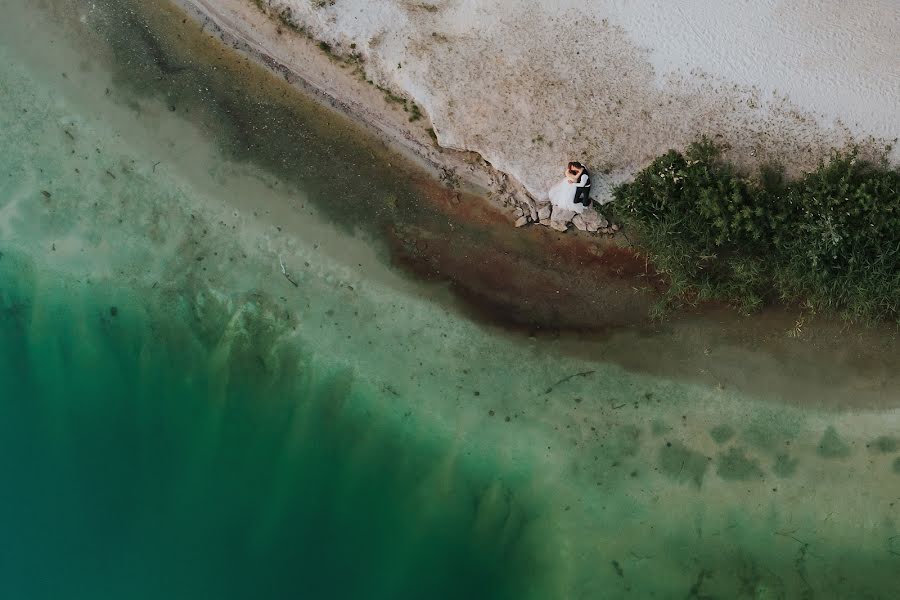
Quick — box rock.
[538,218,551,227]
[611,223,620,232]
[572,214,588,231]
[537,203,552,221]
[514,215,529,227]
[519,195,540,221]
[579,210,608,233]
[514,206,525,217]
[550,207,576,224]
[549,220,569,232]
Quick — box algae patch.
[709,424,735,444]
[870,435,898,454]
[658,441,708,488]
[816,426,851,459]
[772,453,798,478]
[716,447,764,481]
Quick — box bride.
[548,161,591,214]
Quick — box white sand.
[262,0,899,200]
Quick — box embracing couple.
[548,161,592,214]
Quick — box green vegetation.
[376,84,408,107]
[408,102,423,122]
[275,6,306,35]
[614,139,900,322]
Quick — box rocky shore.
[513,203,618,235]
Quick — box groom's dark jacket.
[574,169,592,207]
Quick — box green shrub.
[614,139,900,322]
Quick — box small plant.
[375,85,408,108]
[615,139,900,322]
[274,6,305,34]
[408,102,423,122]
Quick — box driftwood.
[543,370,595,394]
[279,256,299,287]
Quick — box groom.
[567,161,592,207]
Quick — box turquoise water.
[0,254,544,599]
[0,2,551,597]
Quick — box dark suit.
[573,170,592,207]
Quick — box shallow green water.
[2,1,900,599]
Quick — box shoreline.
[173,0,539,217]
[150,0,900,411]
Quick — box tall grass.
[614,140,900,322]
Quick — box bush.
[614,139,900,322]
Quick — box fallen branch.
[544,370,595,394]
[279,255,299,287]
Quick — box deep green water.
[0,254,542,600]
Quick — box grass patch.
[614,139,900,322]
[376,85,407,106]
[408,102,423,122]
[272,6,306,35]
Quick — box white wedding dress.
[548,178,587,214]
